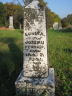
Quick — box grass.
[48,29,72,96]
[0,29,23,96]
[0,29,72,96]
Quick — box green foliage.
[47,12,62,28]
[13,4,23,28]
[67,14,72,25]
[5,21,9,27]
[0,2,6,27]
[48,29,72,96]
[4,2,24,29]
[64,22,69,27]
[0,24,5,27]
[61,14,72,28]
[1,0,62,29]
[4,2,16,20]
[47,11,54,28]
[54,14,62,26]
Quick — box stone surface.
[15,1,55,96]
[9,16,14,29]
[53,22,58,30]
[23,0,49,77]
[15,68,55,96]
[58,26,62,31]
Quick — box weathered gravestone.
[58,26,62,31]
[15,0,55,96]
[23,2,48,78]
[9,16,14,29]
[53,22,58,30]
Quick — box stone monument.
[53,22,58,30]
[9,16,14,29]
[15,0,55,96]
[58,26,62,31]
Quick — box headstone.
[58,26,62,31]
[53,22,58,30]
[15,0,55,96]
[9,16,14,29]
[23,0,48,78]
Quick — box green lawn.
[0,29,72,96]
[48,29,72,96]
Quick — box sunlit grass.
[48,29,72,96]
[0,29,72,96]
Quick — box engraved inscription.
[23,1,48,77]
[25,45,44,49]
[25,41,44,44]
[25,32,45,36]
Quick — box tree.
[13,4,24,28]
[53,14,62,26]
[61,17,68,27]
[4,2,17,27]
[0,2,6,27]
[4,2,24,28]
[67,14,72,25]
[4,2,16,20]
[61,14,72,28]
[13,0,62,28]
[64,22,69,27]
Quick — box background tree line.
[0,2,24,29]
[61,14,72,28]
[0,0,72,29]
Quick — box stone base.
[9,26,14,29]
[15,68,55,96]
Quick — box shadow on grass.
[0,37,15,44]
[19,31,23,34]
[64,48,72,54]
[8,43,23,74]
[59,29,72,33]
[0,37,23,96]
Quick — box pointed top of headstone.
[25,0,44,9]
